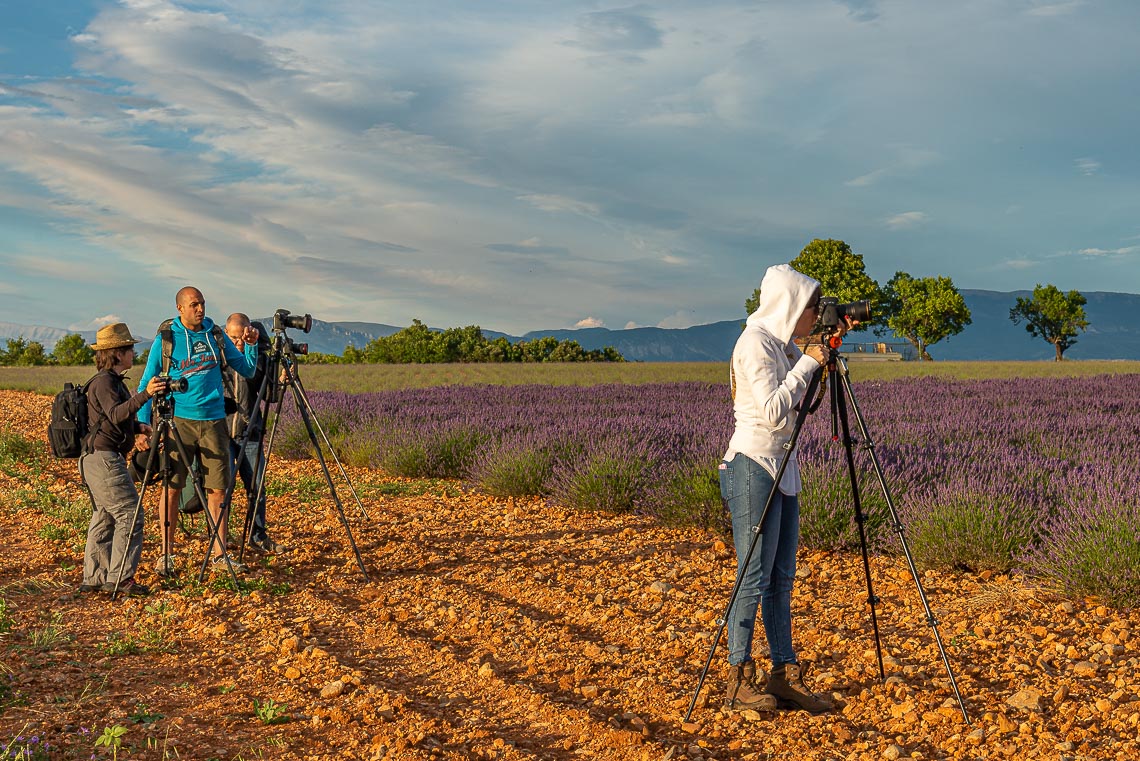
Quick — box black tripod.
[227,326,370,580]
[108,393,242,597]
[685,339,970,724]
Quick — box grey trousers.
[79,450,144,586]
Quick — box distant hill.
[4,290,1139,361]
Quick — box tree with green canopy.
[880,272,972,361]
[746,239,882,330]
[1009,284,1089,361]
[52,333,95,365]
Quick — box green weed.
[252,698,289,725]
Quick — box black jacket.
[87,370,150,456]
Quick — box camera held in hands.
[818,297,871,331]
[273,309,312,333]
[156,374,189,395]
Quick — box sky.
[1,0,1139,336]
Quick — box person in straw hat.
[76,323,165,597]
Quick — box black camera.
[273,309,312,333]
[818,297,871,330]
[156,375,189,395]
[288,340,309,356]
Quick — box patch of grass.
[0,427,43,465]
[472,446,554,498]
[0,598,12,636]
[652,462,726,531]
[907,492,1038,573]
[252,698,289,725]
[552,449,653,513]
[128,703,164,726]
[28,611,70,651]
[265,473,326,504]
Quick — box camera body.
[155,374,189,396]
[273,308,312,333]
[818,297,871,331]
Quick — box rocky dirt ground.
[1,389,1137,761]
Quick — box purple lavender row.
[272,375,1140,603]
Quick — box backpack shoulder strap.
[158,318,175,376]
[211,324,230,373]
[81,372,110,453]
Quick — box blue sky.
[2,0,1138,335]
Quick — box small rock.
[1006,688,1042,712]
[966,728,985,745]
[581,685,600,699]
[320,680,345,698]
[740,709,766,722]
[1072,661,1098,678]
[478,662,494,679]
[883,744,905,760]
[649,581,673,594]
[284,667,301,680]
[1095,698,1115,713]
[680,722,699,734]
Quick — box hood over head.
[745,264,821,345]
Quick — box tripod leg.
[835,357,971,724]
[831,364,886,682]
[289,370,370,521]
[286,371,369,580]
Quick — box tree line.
[748,239,1089,361]
[0,322,625,366]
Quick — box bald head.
[175,286,206,331]
[226,313,251,348]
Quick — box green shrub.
[552,449,652,513]
[473,445,554,498]
[906,492,1037,573]
[652,462,726,531]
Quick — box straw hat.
[89,323,142,350]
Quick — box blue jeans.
[231,439,269,541]
[720,453,800,667]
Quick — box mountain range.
[3,290,1139,362]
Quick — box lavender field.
[273,372,1140,606]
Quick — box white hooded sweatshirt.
[723,264,821,495]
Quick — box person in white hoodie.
[720,263,852,715]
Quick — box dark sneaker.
[211,554,247,574]
[249,535,284,554]
[766,662,833,714]
[103,579,151,597]
[725,662,778,712]
[78,583,103,593]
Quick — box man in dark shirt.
[223,313,283,553]
[78,323,165,596]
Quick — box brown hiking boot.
[725,662,778,712]
[766,662,833,714]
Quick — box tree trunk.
[1054,342,1064,361]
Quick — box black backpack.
[47,378,96,458]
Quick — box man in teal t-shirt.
[137,286,259,576]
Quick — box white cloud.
[999,258,1038,270]
[1077,246,1140,257]
[69,315,124,331]
[575,316,604,328]
[1075,157,1101,176]
[657,311,699,329]
[623,320,642,330]
[885,211,929,230]
[1025,1,1087,17]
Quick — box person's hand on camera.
[242,325,259,345]
[144,376,166,397]
[833,315,859,339]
